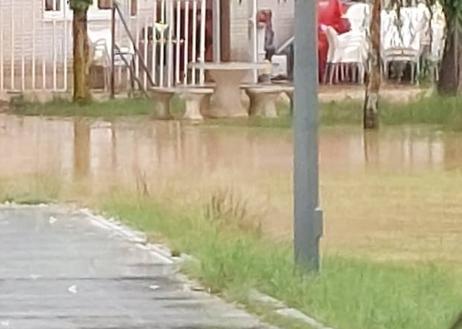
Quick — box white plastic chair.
[381,8,424,84]
[343,3,371,33]
[426,22,446,81]
[324,26,368,84]
[88,28,135,91]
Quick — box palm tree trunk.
[448,312,462,329]
[438,24,461,96]
[363,0,381,130]
[73,8,91,102]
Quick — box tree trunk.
[448,312,462,329]
[73,119,91,178]
[437,24,461,96]
[363,0,381,130]
[73,9,91,103]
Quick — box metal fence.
[0,0,71,92]
[130,0,209,89]
[0,0,210,93]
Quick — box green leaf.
[68,0,93,11]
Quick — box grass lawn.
[103,196,462,329]
[3,96,462,328]
[10,98,154,118]
[1,172,462,329]
[9,94,462,131]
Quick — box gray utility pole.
[293,0,323,271]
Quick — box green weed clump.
[9,93,462,131]
[320,96,462,130]
[103,193,462,329]
[0,174,62,204]
[11,97,153,118]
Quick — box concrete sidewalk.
[0,205,274,329]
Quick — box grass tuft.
[102,195,462,329]
[9,93,462,130]
[0,174,62,204]
[11,97,154,118]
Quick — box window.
[43,0,113,20]
[130,0,137,16]
[45,0,61,11]
[98,0,112,10]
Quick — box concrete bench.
[178,87,214,120]
[148,86,213,120]
[243,84,294,118]
[148,87,176,119]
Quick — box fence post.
[212,0,221,62]
[111,4,116,99]
[199,0,206,85]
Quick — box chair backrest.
[381,12,400,51]
[88,29,111,45]
[345,3,370,31]
[87,29,111,65]
[431,23,446,60]
[324,26,339,63]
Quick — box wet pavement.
[0,205,273,329]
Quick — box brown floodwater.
[1,114,461,261]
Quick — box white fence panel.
[0,0,213,94]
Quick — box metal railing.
[0,0,209,94]
[111,0,209,96]
[111,1,155,97]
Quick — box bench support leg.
[183,93,206,120]
[151,92,173,119]
[286,90,294,116]
[200,94,212,118]
[247,91,279,118]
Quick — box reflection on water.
[1,114,462,261]
[0,114,460,180]
[74,119,91,179]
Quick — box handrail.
[111,1,155,97]
[114,44,148,97]
[277,36,294,54]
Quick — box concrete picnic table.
[191,62,272,118]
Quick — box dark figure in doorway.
[257,10,276,60]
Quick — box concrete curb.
[80,208,176,265]
[248,290,333,329]
[82,207,335,329]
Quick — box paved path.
[0,205,273,329]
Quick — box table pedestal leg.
[209,70,248,118]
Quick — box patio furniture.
[190,62,272,118]
[426,22,446,81]
[148,87,175,119]
[343,3,371,33]
[244,84,294,118]
[88,28,135,91]
[323,26,368,84]
[148,86,213,120]
[381,8,425,84]
[180,87,214,121]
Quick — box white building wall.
[228,0,294,61]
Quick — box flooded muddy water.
[1,114,461,261]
